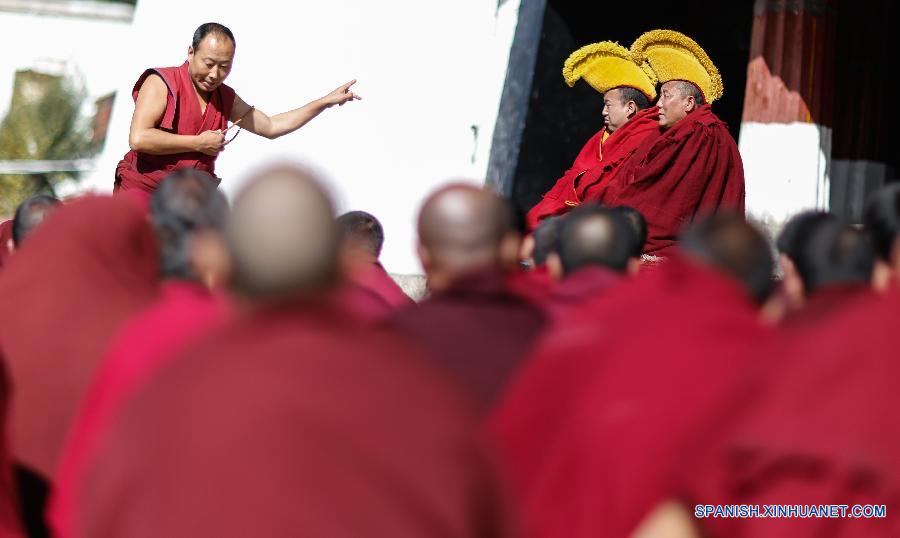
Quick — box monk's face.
[187,34,235,94]
[602,88,636,133]
[657,81,695,129]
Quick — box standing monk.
[526,41,660,230]
[594,30,745,255]
[116,22,360,203]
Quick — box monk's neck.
[190,81,212,108]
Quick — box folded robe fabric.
[525,106,661,231]
[0,197,158,481]
[490,254,769,537]
[74,301,514,538]
[593,104,745,254]
[684,287,900,537]
[49,281,230,538]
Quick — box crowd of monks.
[0,22,898,538]
[2,164,899,538]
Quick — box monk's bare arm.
[128,74,223,156]
[233,80,361,140]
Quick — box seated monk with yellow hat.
[589,30,745,255]
[525,41,661,231]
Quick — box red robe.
[505,264,555,306]
[595,104,745,255]
[543,265,623,321]
[0,366,25,538]
[0,197,158,482]
[388,268,547,413]
[683,286,899,538]
[525,107,661,230]
[490,254,770,538]
[335,262,414,323]
[73,301,513,538]
[48,280,230,538]
[114,61,236,203]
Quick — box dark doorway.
[509,0,755,215]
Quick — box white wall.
[80,0,521,274]
[740,121,831,236]
[0,9,131,132]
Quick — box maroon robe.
[683,285,899,537]
[525,107,661,231]
[505,264,554,306]
[114,61,236,202]
[388,268,548,413]
[0,364,24,538]
[490,254,770,538]
[336,262,414,323]
[543,265,623,320]
[74,300,513,538]
[0,197,158,481]
[49,281,231,538]
[595,105,745,255]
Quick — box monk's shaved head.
[556,206,635,275]
[12,194,60,246]
[227,164,338,298]
[417,183,515,277]
[680,214,775,304]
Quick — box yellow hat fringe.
[630,29,723,102]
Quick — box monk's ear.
[188,46,195,60]
[685,95,696,113]
[416,242,432,271]
[627,100,637,118]
[189,230,231,290]
[499,232,523,270]
[779,254,805,308]
[872,260,894,293]
[5,238,13,255]
[626,257,641,277]
[546,252,564,281]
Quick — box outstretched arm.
[128,74,224,156]
[232,80,361,140]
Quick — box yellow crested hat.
[562,41,658,101]
[630,29,723,103]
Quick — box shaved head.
[417,184,516,277]
[12,194,60,246]
[227,164,338,298]
[680,214,775,304]
[556,206,636,275]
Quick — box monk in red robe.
[541,206,640,320]
[674,287,900,538]
[0,195,60,271]
[0,197,158,536]
[593,30,745,255]
[48,170,232,538]
[116,22,360,205]
[526,40,662,231]
[73,164,513,538]
[490,215,775,538]
[388,184,547,413]
[334,210,413,322]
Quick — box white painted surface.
[0,9,131,122]
[73,0,521,274]
[739,121,831,232]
